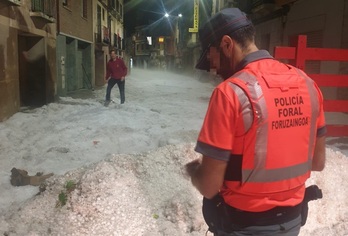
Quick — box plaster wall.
[0,1,56,121]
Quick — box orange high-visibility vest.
[220,61,321,211]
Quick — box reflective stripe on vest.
[295,68,320,169]
[228,69,319,183]
[229,83,253,134]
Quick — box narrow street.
[0,68,215,215]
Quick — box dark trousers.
[105,78,125,104]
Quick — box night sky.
[123,0,192,36]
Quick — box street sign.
[189,0,199,33]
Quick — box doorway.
[18,35,46,107]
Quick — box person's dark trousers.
[105,78,125,104]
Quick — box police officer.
[185,8,326,236]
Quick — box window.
[111,0,115,9]
[103,26,110,44]
[81,0,87,18]
[147,37,152,46]
[96,5,102,42]
[120,4,123,18]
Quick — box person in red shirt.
[104,49,128,106]
[185,8,326,236]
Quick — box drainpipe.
[56,0,60,34]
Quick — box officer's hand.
[121,77,125,81]
[185,158,202,177]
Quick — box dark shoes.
[104,100,124,106]
[104,100,111,107]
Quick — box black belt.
[202,185,323,233]
[225,185,323,227]
[224,203,302,227]
[203,196,301,233]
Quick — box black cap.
[195,8,253,71]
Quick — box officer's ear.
[221,35,234,59]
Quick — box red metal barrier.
[274,35,348,137]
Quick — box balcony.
[251,0,278,15]
[0,0,21,8]
[30,0,56,23]
[3,0,21,6]
[274,0,298,6]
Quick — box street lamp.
[175,13,184,69]
[162,12,184,70]
[176,14,183,45]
